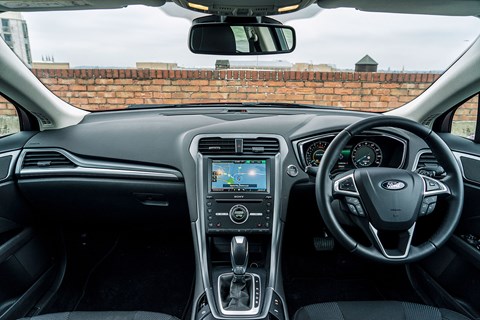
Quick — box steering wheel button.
[347,204,358,215]
[355,204,365,216]
[420,203,428,216]
[424,196,437,204]
[345,196,360,205]
[425,178,441,191]
[427,203,436,215]
[339,178,356,192]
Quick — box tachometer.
[305,141,329,166]
[351,141,383,168]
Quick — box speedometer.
[351,141,383,168]
[305,141,329,166]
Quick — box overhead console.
[190,135,287,320]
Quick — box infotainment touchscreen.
[211,160,267,192]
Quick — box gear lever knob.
[231,236,248,276]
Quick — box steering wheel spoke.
[368,222,416,259]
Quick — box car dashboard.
[0,106,436,320]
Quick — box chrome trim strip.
[16,148,181,181]
[217,273,261,316]
[412,149,432,172]
[368,222,416,259]
[0,150,21,182]
[293,131,408,171]
[189,133,287,320]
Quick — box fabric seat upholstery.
[19,311,179,320]
[293,301,471,320]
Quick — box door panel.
[0,132,57,320]
[415,133,480,318]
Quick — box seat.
[19,311,179,320]
[293,301,471,320]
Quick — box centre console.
[190,135,287,320]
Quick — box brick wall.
[0,69,477,121]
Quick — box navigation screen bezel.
[208,158,270,193]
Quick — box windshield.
[1,4,479,112]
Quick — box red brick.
[126,98,145,104]
[324,82,343,88]
[315,88,334,94]
[362,96,380,102]
[153,92,172,99]
[115,92,134,98]
[334,88,353,95]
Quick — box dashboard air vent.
[22,151,76,169]
[198,138,236,154]
[415,151,444,178]
[243,138,279,155]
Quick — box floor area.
[43,225,195,319]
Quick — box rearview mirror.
[189,19,296,55]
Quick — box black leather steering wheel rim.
[315,115,464,263]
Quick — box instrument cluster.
[296,132,407,174]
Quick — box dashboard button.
[287,164,299,177]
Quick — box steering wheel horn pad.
[352,168,424,231]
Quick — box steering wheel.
[316,116,464,263]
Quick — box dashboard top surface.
[22,107,387,167]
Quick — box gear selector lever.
[231,236,248,277]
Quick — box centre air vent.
[22,151,76,169]
[243,138,279,155]
[198,137,279,155]
[198,138,236,154]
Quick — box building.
[136,62,178,70]
[292,63,335,72]
[32,62,70,69]
[0,12,32,66]
[215,60,292,70]
[355,55,378,72]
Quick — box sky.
[21,3,480,71]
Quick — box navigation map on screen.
[211,160,267,192]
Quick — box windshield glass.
[1,4,479,112]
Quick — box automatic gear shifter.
[218,236,253,312]
[231,236,248,277]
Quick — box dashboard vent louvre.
[416,152,438,169]
[22,151,76,169]
[416,151,445,178]
[243,138,279,155]
[198,138,236,154]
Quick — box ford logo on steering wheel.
[381,180,407,190]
